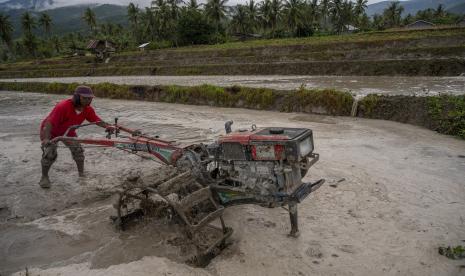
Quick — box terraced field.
[1,28,464,78]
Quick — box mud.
[1,75,464,96]
[1,91,464,275]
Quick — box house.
[138,42,150,51]
[86,40,116,60]
[343,25,359,33]
[404,20,435,29]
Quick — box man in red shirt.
[39,85,111,188]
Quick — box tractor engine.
[207,127,318,201]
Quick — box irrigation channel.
[1,75,465,96]
[0,91,464,275]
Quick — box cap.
[74,85,95,98]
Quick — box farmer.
[39,85,112,189]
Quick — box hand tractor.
[51,119,324,266]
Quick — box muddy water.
[1,91,465,275]
[2,75,465,96]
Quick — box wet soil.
[1,91,464,275]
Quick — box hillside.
[0,28,464,78]
[6,4,128,38]
[366,0,464,16]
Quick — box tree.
[0,13,13,48]
[38,13,52,37]
[82,7,97,32]
[269,0,282,36]
[21,11,36,35]
[319,0,330,31]
[205,0,228,28]
[284,0,304,34]
[23,32,38,57]
[354,0,367,18]
[141,7,157,41]
[246,0,260,31]
[127,2,140,26]
[187,0,200,10]
[231,5,252,34]
[177,8,215,45]
[383,1,404,28]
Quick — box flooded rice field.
[0,91,464,275]
[2,75,465,96]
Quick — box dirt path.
[1,75,465,96]
[1,91,464,276]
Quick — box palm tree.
[0,13,13,47]
[284,0,303,33]
[354,0,367,17]
[167,0,183,19]
[127,3,140,26]
[205,0,228,28]
[319,0,330,31]
[354,0,368,27]
[21,11,36,35]
[270,0,282,35]
[259,0,272,30]
[434,4,445,17]
[231,5,251,34]
[51,35,61,53]
[330,0,343,33]
[82,7,97,32]
[187,0,199,10]
[38,12,52,37]
[246,0,260,32]
[141,7,157,41]
[152,0,173,40]
[383,1,404,28]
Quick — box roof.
[344,25,358,31]
[86,40,116,50]
[405,20,435,27]
[138,42,151,48]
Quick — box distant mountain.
[6,4,128,38]
[366,0,465,16]
[0,0,151,11]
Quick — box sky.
[0,0,392,5]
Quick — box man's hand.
[41,138,52,147]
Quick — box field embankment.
[0,28,464,78]
[0,81,463,139]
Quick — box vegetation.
[0,1,463,61]
[1,81,463,139]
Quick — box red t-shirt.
[40,99,101,139]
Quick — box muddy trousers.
[41,142,85,177]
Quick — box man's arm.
[41,121,53,145]
[96,121,111,128]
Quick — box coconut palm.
[127,3,140,26]
[246,0,260,31]
[319,0,330,31]
[152,0,173,39]
[231,5,251,34]
[21,11,36,35]
[283,0,304,33]
[205,0,228,27]
[383,1,404,28]
[354,0,367,17]
[187,0,200,10]
[82,7,97,32]
[141,7,157,41]
[0,13,13,47]
[269,0,282,35]
[38,12,52,36]
[259,0,272,30]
